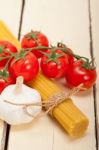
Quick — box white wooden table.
[0,0,99,150]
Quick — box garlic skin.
[0,76,42,125]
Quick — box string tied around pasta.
[4,84,84,119]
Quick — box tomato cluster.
[0,30,97,93]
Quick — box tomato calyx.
[41,47,65,64]
[26,31,40,45]
[72,53,96,70]
[57,42,96,70]
[82,59,96,70]
[27,31,37,39]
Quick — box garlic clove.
[0,76,42,125]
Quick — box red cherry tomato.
[65,60,97,89]
[9,52,39,82]
[21,31,49,58]
[0,68,15,93]
[0,41,17,67]
[40,49,74,78]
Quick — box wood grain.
[89,0,99,148]
[7,0,97,150]
[0,0,22,149]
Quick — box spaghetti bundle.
[0,20,89,137]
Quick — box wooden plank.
[8,0,96,150]
[0,0,22,149]
[90,0,99,147]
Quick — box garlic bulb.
[0,76,42,125]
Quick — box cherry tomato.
[21,31,49,58]
[65,60,97,89]
[40,49,74,78]
[9,52,39,82]
[0,41,17,67]
[0,68,15,93]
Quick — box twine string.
[4,84,84,119]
